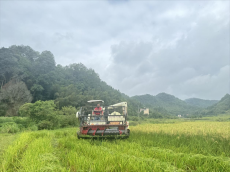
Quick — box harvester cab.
[76,100,130,139]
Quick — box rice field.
[1,121,230,172]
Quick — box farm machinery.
[76,100,130,139]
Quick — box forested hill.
[0,45,228,118]
[0,45,139,117]
[200,94,230,116]
[132,93,201,116]
[132,93,230,117]
[185,98,218,108]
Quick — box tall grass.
[1,122,230,172]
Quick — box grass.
[202,113,230,121]
[0,133,18,163]
[0,121,230,171]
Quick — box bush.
[149,111,164,119]
[28,124,38,131]
[19,100,57,122]
[59,114,78,128]
[0,103,7,116]
[61,106,77,116]
[0,117,14,124]
[13,117,31,127]
[19,100,60,129]
[132,116,139,121]
[0,122,20,133]
[38,120,54,130]
[129,121,139,126]
[18,103,33,117]
[19,101,78,130]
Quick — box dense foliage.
[0,45,139,118]
[132,93,202,116]
[185,98,218,108]
[0,45,228,122]
[199,94,230,116]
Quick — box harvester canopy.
[87,100,104,103]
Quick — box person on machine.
[93,104,103,120]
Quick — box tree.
[0,48,19,87]
[35,51,55,75]
[0,79,32,116]
[0,45,143,117]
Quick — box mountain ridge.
[132,93,201,116]
[185,98,218,108]
[201,94,230,116]
[0,45,228,118]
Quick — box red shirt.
[93,107,103,115]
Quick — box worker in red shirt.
[93,104,103,120]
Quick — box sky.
[0,0,229,100]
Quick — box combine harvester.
[76,100,130,139]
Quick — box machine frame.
[76,100,130,139]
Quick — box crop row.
[1,122,230,172]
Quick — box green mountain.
[0,45,139,117]
[200,94,230,116]
[1,45,228,118]
[185,98,218,108]
[132,93,200,116]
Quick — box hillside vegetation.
[132,93,230,117]
[0,45,139,118]
[0,45,229,125]
[185,98,218,108]
[132,93,201,116]
[200,94,230,116]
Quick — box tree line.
[0,45,140,118]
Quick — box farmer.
[93,104,103,120]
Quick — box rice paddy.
[1,121,230,172]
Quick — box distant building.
[178,115,182,117]
[140,108,149,115]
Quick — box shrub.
[59,114,78,128]
[132,116,139,121]
[13,117,31,128]
[0,117,14,124]
[18,103,33,117]
[0,103,7,116]
[61,106,77,116]
[19,100,57,122]
[0,122,20,133]
[129,121,139,126]
[19,101,78,130]
[28,124,38,131]
[38,120,53,130]
[19,100,60,129]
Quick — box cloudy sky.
[0,0,229,100]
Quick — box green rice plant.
[18,137,66,172]
[130,131,230,157]
[1,122,230,172]
[0,133,18,163]
[1,133,34,171]
[57,135,184,172]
